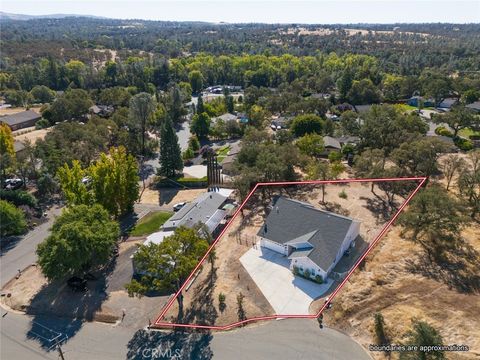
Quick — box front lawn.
[130,211,173,236]
[216,145,231,163]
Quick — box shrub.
[35,119,50,129]
[454,137,474,151]
[338,190,348,199]
[0,200,27,236]
[303,269,311,278]
[328,151,343,163]
[218,292,226,312]
[434,126,453,137]
[0,190,38,208]
[314,275,323,284]
[292,266,300,276]
[469,134,480,141]
[182,148,194,160]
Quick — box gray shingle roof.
[323,136,342,150]
[0,110,41,127]
[163,192,227,231]
[257,197,356,271]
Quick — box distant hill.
[0,11,107,21]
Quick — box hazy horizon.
[2,0,479,24]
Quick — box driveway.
[240,247,333,315]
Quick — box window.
[311,268,316,275]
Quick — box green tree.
[398,185,466,253]
[129,92,155,156]
[290,114,324,137]
[0,200,27,237]
[63,89,93,119]
[296,133,325,157]
[196,95,205,114]
[188,135,200,152]
[441,155,467,191]
[158,117,183,178]
[0,123,15,185]
[434,106,477,137]
[168,85,187,124]
[188,70,204,95]
[457,150,480,218]
[340,110,361,136]
[37,204,119,280]
[57,160,93,206]
[348,79,382,105]
[191,112,211,139]
[126,226,209,314]
[391,138,448,177]
[236,292,247,322]
[373,312,388,345]
[30,85,55,104]
[400,319,445,360]
[89,146,140,217]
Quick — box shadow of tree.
[25,257,118,348]
[0,235,23,256]
[405,239,480,293]
[179,268,218,326]
[158,188,181,206]
[360,196,396,223]
[127,329,213,360]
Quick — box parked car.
[173,202,187,212]
[4,178,23,190]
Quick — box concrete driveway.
[240,247,333,315]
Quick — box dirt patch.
[0,106,41,116]
[323,224,480,360]
[140,188,206,206]
[13,128,51,143]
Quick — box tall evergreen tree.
[196,94,205,114]
[158,117,183,178]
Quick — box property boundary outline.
[152,176,428,331]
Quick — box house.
[257,197,361,281]
[336,136,361,146]
[407,96,435,108]
[134,189,235,275]
[0,110,41,131]
[211,113,238,124]
[323,136,342,152]
[13,140,26,156]
[354,104,374,114]
[437,98,458,110]
[89,105,114,118]
[466,101,480,113]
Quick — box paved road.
[0,205,62,288]
[1,312,371,360]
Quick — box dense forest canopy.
[1,18,479,75]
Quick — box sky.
[2,0,479,24]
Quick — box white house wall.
[290,256,327,280]
[259,236,287,255]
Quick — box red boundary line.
[152,176,427,331]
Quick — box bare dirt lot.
[159,179,421,328]
[139,188,206,207]
[13,128,51,143]
[322,179,480,360]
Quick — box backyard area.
[129,211,172,236]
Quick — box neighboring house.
[212,113,237,124]
[0,110,41,131]
[257,197,361,281]
[437,97,458,110]
[354,104,374,114]
[323,136,342,153]
[89,105,114,118]
[14,140,26,156]
[336,136,361,146]
[271,116,291,130]
[336,103,354,112]
[134,189,235,275]
[310,93,331,100]
[407,96,435,108]
[466,101,480,113]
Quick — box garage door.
[260,237,287,255]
